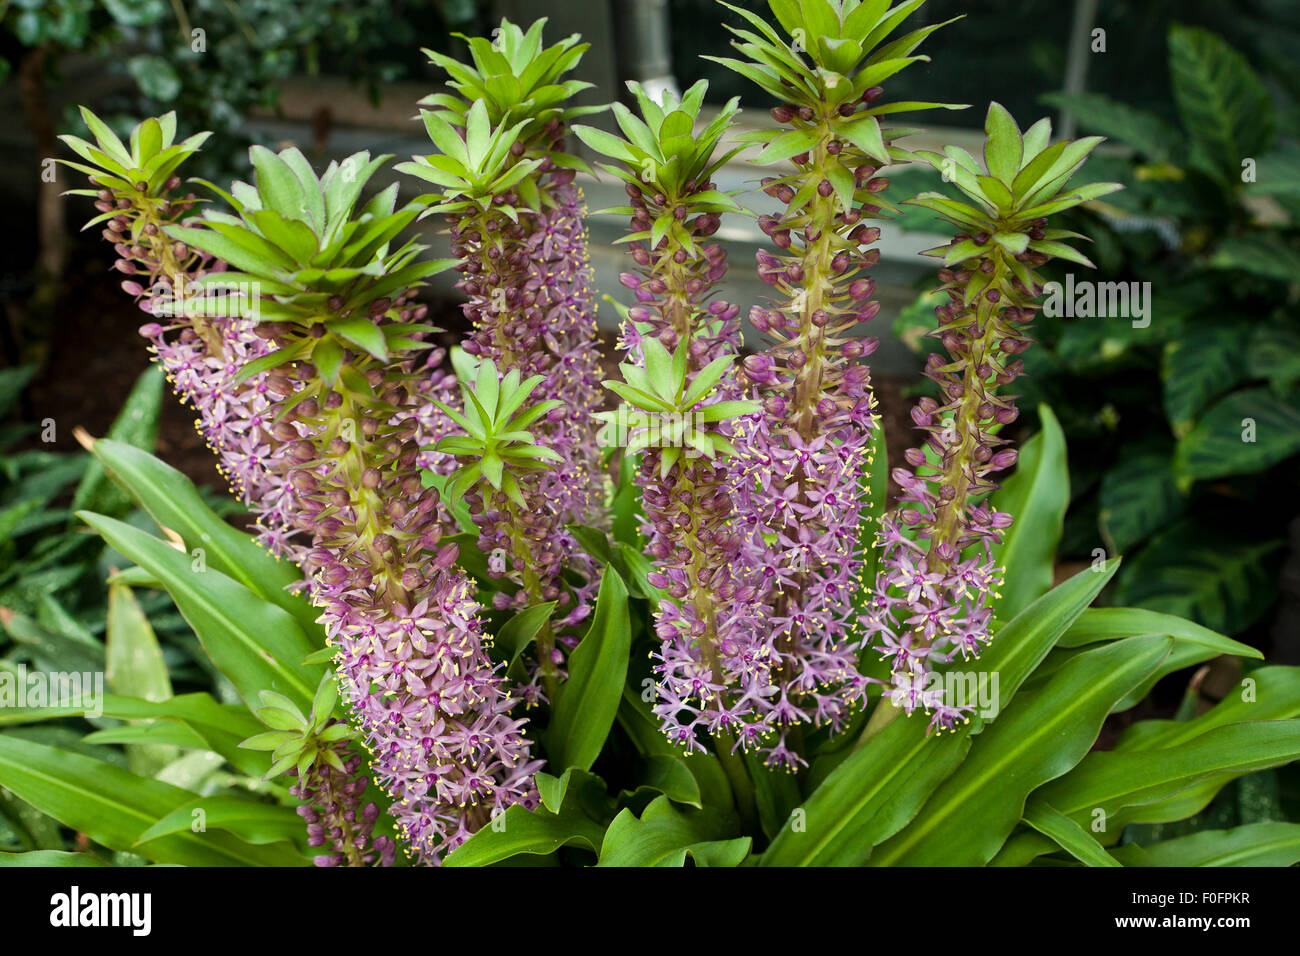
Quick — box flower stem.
[714,731,757,831]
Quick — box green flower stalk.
[712,0,959,767]
[399,19,606,698]
[864,104,1120,730]
[57,111,300,533]
[575,82,772,759]
[172,147,542,863]
[576,79,745,364]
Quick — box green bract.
[908,103,1123,300]
[575,79,745,254]
[58,107,211,212]
[169,145,452,384]
[397,101,543,216]
[710,0,962,134]
[240,675,353,780]
[577,80,743,205]
[912,104,1123,255]
[597,339,755,477]
[420,17,600,140]
[431,353,563,507]
[400,18,600,215]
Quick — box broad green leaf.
[995,719,1300,865]
[1040,91,1181,164]
[1113,665,1300,753]
[444,770,610,866]
[83,723,208,749]
[491,602,557,680]
[105,583,171,704]
[762,561,1120,866]
[1060,606,1261,655]
[544,567,630,771]
[1209,233,1300,283]
[1174,388,1300,483]
[164,225,290,277]
[597,796,741,866]
[617,684,733,813]
[635,755,703,809]
[0,735,307,866]
[1169,25,1274,183]
[745,752,802,840]
[1161,323,1247,437]
[79,513,323,713]
[989,404,1068,619]
[69,365,163,519]
[566,524,615,566]
[1022,798,1121,867]
[1113,521,1281,636]
[0,850,108,867]
[1246,323,1300,394]
[1040,607,1260,712]
[759,712,969,866]
[106,582,176,776]
[89,440,321,636]
[135,795,305,847]
[1,610,103,675]
[1110,822,1300,866]
[869,635,1170,865]
[1098,449,1186,556]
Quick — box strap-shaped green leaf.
[444,769,611,866]
[134,794,306,847]
[1110,822,1300,866]
[1002,720,1300,863]
[88,439,321,637]
[869,634,1171,865]
[544,567,631,771]
[762,560,1120,866]
[0,736,307,866]
[0,851,107,867]
[1022,798,1121,867]
[78,512,324,714]
[989,404,1068,619]
[69,365,163,520]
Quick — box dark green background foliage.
[1,0,477,175]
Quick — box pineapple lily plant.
[3,0,1299,870]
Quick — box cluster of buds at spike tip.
[169,145,541,864]
[398,17,605,666]
[863,103,1120,733]
[704,0,960,769]
[60,110,320,557]
[240,676,395,867]
[59,108,211,329]
[576,79,746,365]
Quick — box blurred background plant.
[1,0,481,353]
